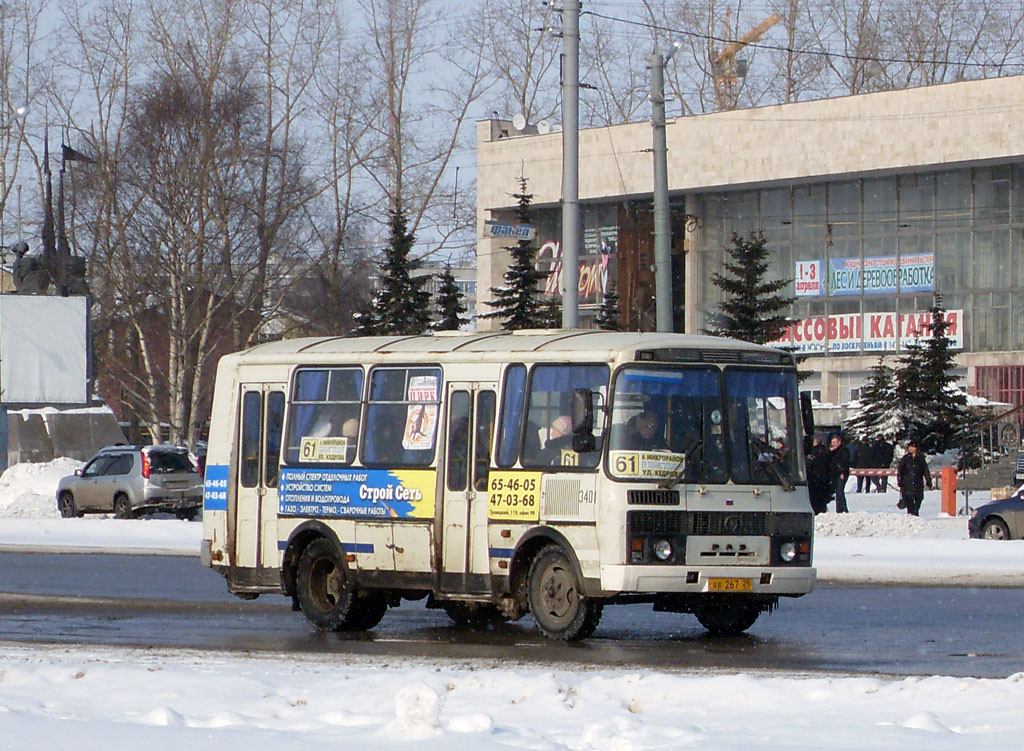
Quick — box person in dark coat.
[852,438,871,493]
[897,439,932,516]
[806,436,832,514]
[828,433,851,513]
[872,436,894,493]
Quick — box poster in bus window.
[402,404,437,450]
[407,375,438,402]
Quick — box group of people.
[806,432,932,516]
[849,436,896,493]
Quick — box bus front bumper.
[600,564,816,596]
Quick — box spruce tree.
[432,263,469,331]
[595,282,621,331]
[917,294,968,451]
[704,231,793,344]
[894,338,932,444]
[481,177,550,330]
[847,358,901,441]
[356,206,433,336]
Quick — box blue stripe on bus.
[276,540,374,554]
[489,547,514,559]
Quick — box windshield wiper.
[658,437,700,490]
[752,436,794,492]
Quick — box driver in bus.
[624,411,664,451]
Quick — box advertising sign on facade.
[816,254,935,296]
[773,309,963,355]
[795,260,824,297]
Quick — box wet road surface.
[0,552,1019,678]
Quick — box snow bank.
[1,644,1024,750]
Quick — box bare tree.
[468,0,560,127]
[0,0,48,247]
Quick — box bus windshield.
[608,365,804,487]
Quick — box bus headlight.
[654,539,673,561]
[779,541,797,563]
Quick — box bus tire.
[296,538,358,631]
[351,592,389,630]
[527,545,601,641]
[695,597,761,636]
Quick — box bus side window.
[264,391,285,488]
[446,391,471,491]
[240,391,262,488]
[474,391,496,491]
[496,364,526,467]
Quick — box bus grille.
[627,489,680,506]
[691,511,768,536]
[628,510,688,536]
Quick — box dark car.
[968,489,1024,540]
[56,445,204,520]
[1012,455,1024,486]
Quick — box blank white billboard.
[0,296,88,404]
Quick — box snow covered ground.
[3,459,1024,749]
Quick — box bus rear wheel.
[694,597,761,636]
[296,538,359,630]
[527,545,602,641]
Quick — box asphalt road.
[0,552,1019,678]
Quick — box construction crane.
[712,10,781,111]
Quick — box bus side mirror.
[571,388,596,453]
[800,391,815,436]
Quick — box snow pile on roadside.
[0,457,80,519]
[2,644,1024,750]
[815,510,965,539]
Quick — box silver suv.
[56,445,204,520]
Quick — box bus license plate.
[707,577,753,592]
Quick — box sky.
[3,459,1024,749]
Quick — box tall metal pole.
[560,0,580,329]
[651,51,673,332]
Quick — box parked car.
[1012,455,1024,485]
[968,489,1024,540]
[56,445,204,520]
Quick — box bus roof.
[225,330,792,366]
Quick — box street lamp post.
[651,40,682,333]
[560,0,581,329]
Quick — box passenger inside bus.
[539,415,574,465]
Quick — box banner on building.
[795,260,824,297]
[773,309,963,355]
[814,254,935,296]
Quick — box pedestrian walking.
[829,433,851,513]
[896,439,932,516]
[872,436,894,492]
[853,438,871,493]
[806,436,831,514]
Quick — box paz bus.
[201,330,816,640]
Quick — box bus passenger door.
[440,384,496,594]
[234,384,286,573]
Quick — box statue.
[11,242,51,295]
[66,256,91,296]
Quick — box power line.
[584,9,1024,70]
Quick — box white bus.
[201,330,816,640]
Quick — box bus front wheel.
[527,545,602,641]
[296,538,359,630]
[694,597,761,636]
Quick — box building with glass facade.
[475,74,1024,410]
